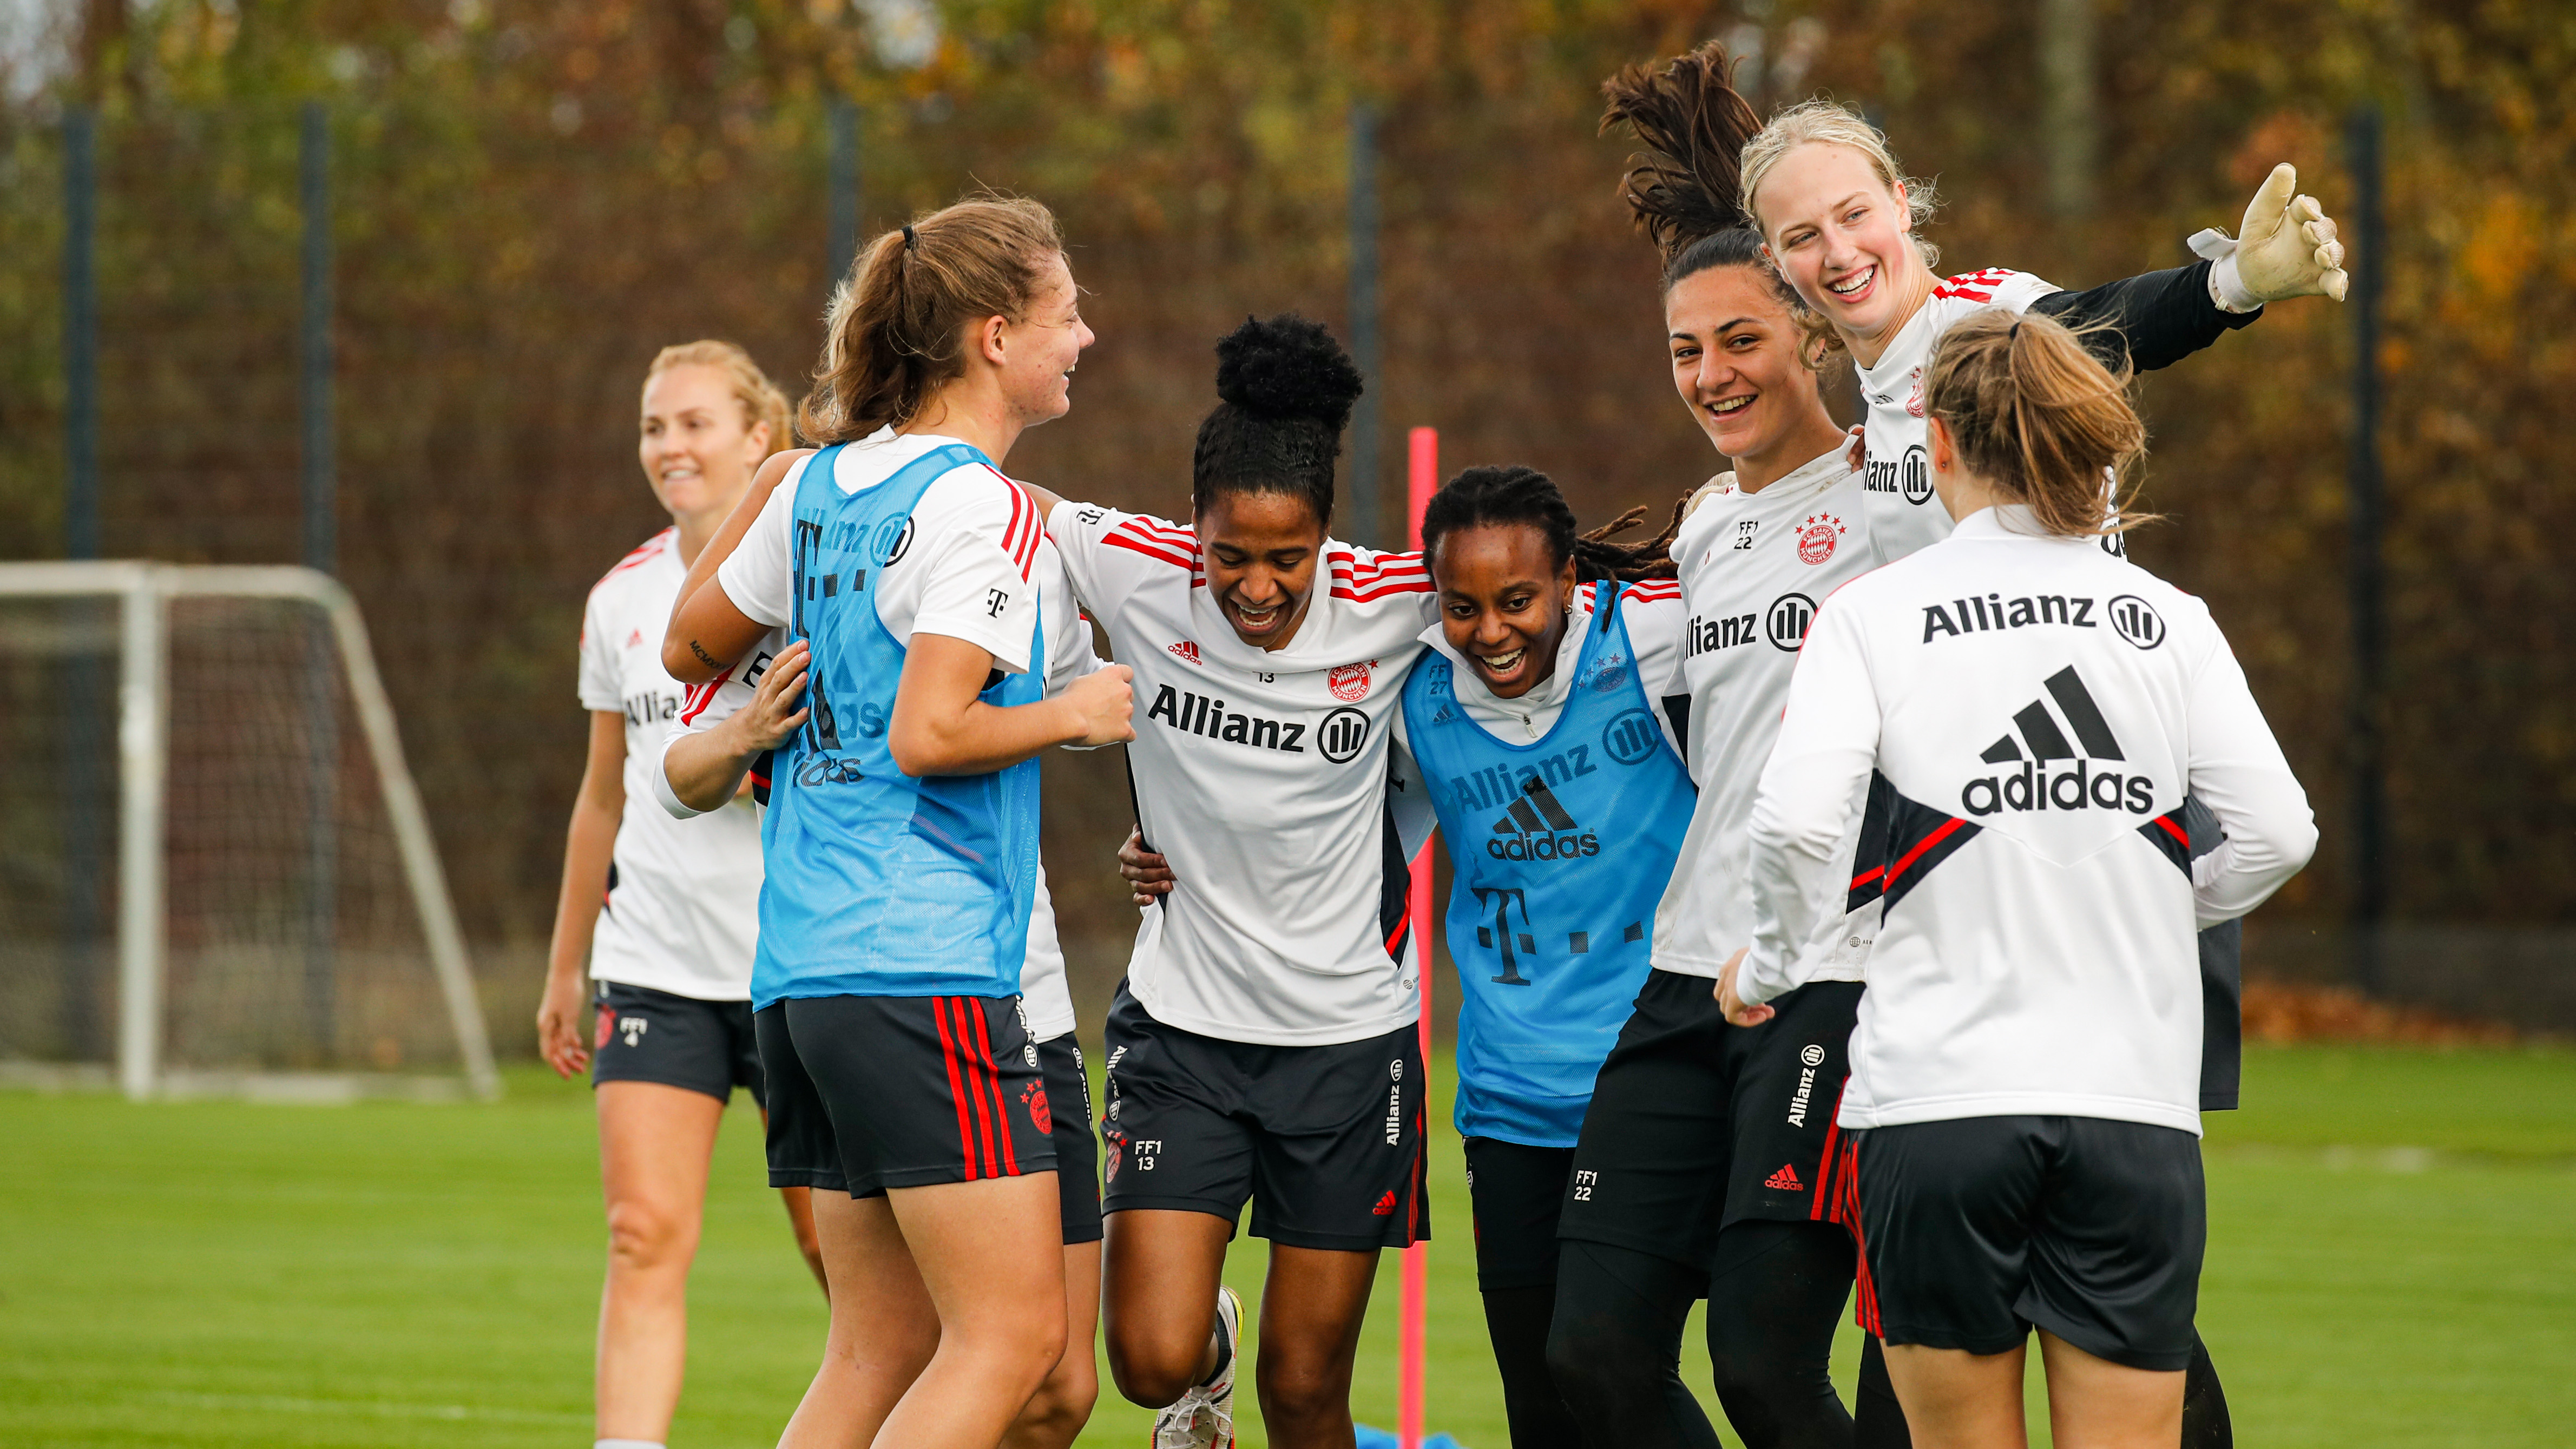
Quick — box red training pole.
[1399,426,1438,1449]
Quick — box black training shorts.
[1039,1032,1104,1245]
[1463,1136,1577,1293]
[1558,970,1863,1270]
[757,993,1056,1198]
[590,980,764,1108]
[1854,1115,2206,1372]
[1099,982,1429,1253]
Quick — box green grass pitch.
[3,1042,2570,1447]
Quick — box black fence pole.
[60,104,106,1059]
[2345,105,2386,992]
[1346,104,1382,549]
[829,98,860,294]
[301,100,341,1057]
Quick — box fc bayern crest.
[1904,367,1926,419]
[1329,660,1376,701]
[1796,513,1846,565]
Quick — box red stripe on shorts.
[932,997,983,1181]
[966,999,1020,1176]
[1810,1078,1851,1221]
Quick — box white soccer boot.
[1151,1285,1241,1448]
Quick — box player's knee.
[1543,1321,1617,1412]
[1254,1350,1352,1428]
[1104,1319,1207,1408]
[1014,1356,1099,1446]
[604,1197,698,1273]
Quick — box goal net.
[0,562,498,1101]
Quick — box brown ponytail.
[799,194,1066,444]
[1923,310,2152,538]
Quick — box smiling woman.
[531,338,820,1449]
[647,193,1136,1449]
[1025,313,1442,1449]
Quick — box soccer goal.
[0,562,499,1102]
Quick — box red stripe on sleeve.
[1103,534,1199,570]
[678,668,732,726]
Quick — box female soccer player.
[1720,308,2315,1449]
[1016,314,1437,1449]
[1736,80,2347,559]
[533,339,819,1449]
[661,196,1135,1449]
[655,609,1110,1449]
[1397,466,1691,1446]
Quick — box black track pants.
[1704,1221,1858,1449]
[1481,1283,1585,1448]
[1546,1239,1723,1449]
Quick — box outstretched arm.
[2034,162,2347,374]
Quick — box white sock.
[595,1440,666,1449]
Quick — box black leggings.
[1546,1221,1856,1449]
[1853,1328,2233,1448]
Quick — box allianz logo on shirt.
[1688,592,1818,658]
[1960,667,2156,818]
[1922,590,2164,650]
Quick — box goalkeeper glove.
[2189,162,2349,312]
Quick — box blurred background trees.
[4,0,2568,1048]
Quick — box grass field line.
[2208,1141,2576,1172]
[124,1389,591,1425]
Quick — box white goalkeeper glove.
[2189,162,2349,312]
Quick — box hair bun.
[1213,314,1363,431]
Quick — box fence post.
[61,104,109,1061]
[1346,105,1383,548]
[2345,106,2385,991]
[829,98,860,291]
[301,100,342,1052]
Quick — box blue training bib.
[750,442,1043,1009]
[1399,586,1695,1146]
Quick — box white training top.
[1856,268,2064,559]
[576,528,765,1000]
[654,530,1099,1040]
[1742,505,2315,1135]
[1651,446,1895,983]
[1398,578,1690,756]
[716,427,1045,673]
[1047,500,1437,1046]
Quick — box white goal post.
[0,561,500,1102]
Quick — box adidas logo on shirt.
[1764,1163,1804,1191]
[1479,775,1600,862]
[1960,667,2154,818]
[1168,640,1201,665]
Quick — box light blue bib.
[751,442,1042,1008]
[1399,587,1694,1145]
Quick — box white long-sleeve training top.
[1742,504,2315,1135]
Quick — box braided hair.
[1420,466,1682,586]
[1192,314,1364,526]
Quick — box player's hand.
[1842,425,1866,475]
[536,970,593,1078]
[1118,826,1175,906]
[2209,163,2348,305]
[1063,663,1135,746]
[728,641,812,753]
[1714,949,1775,1028]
